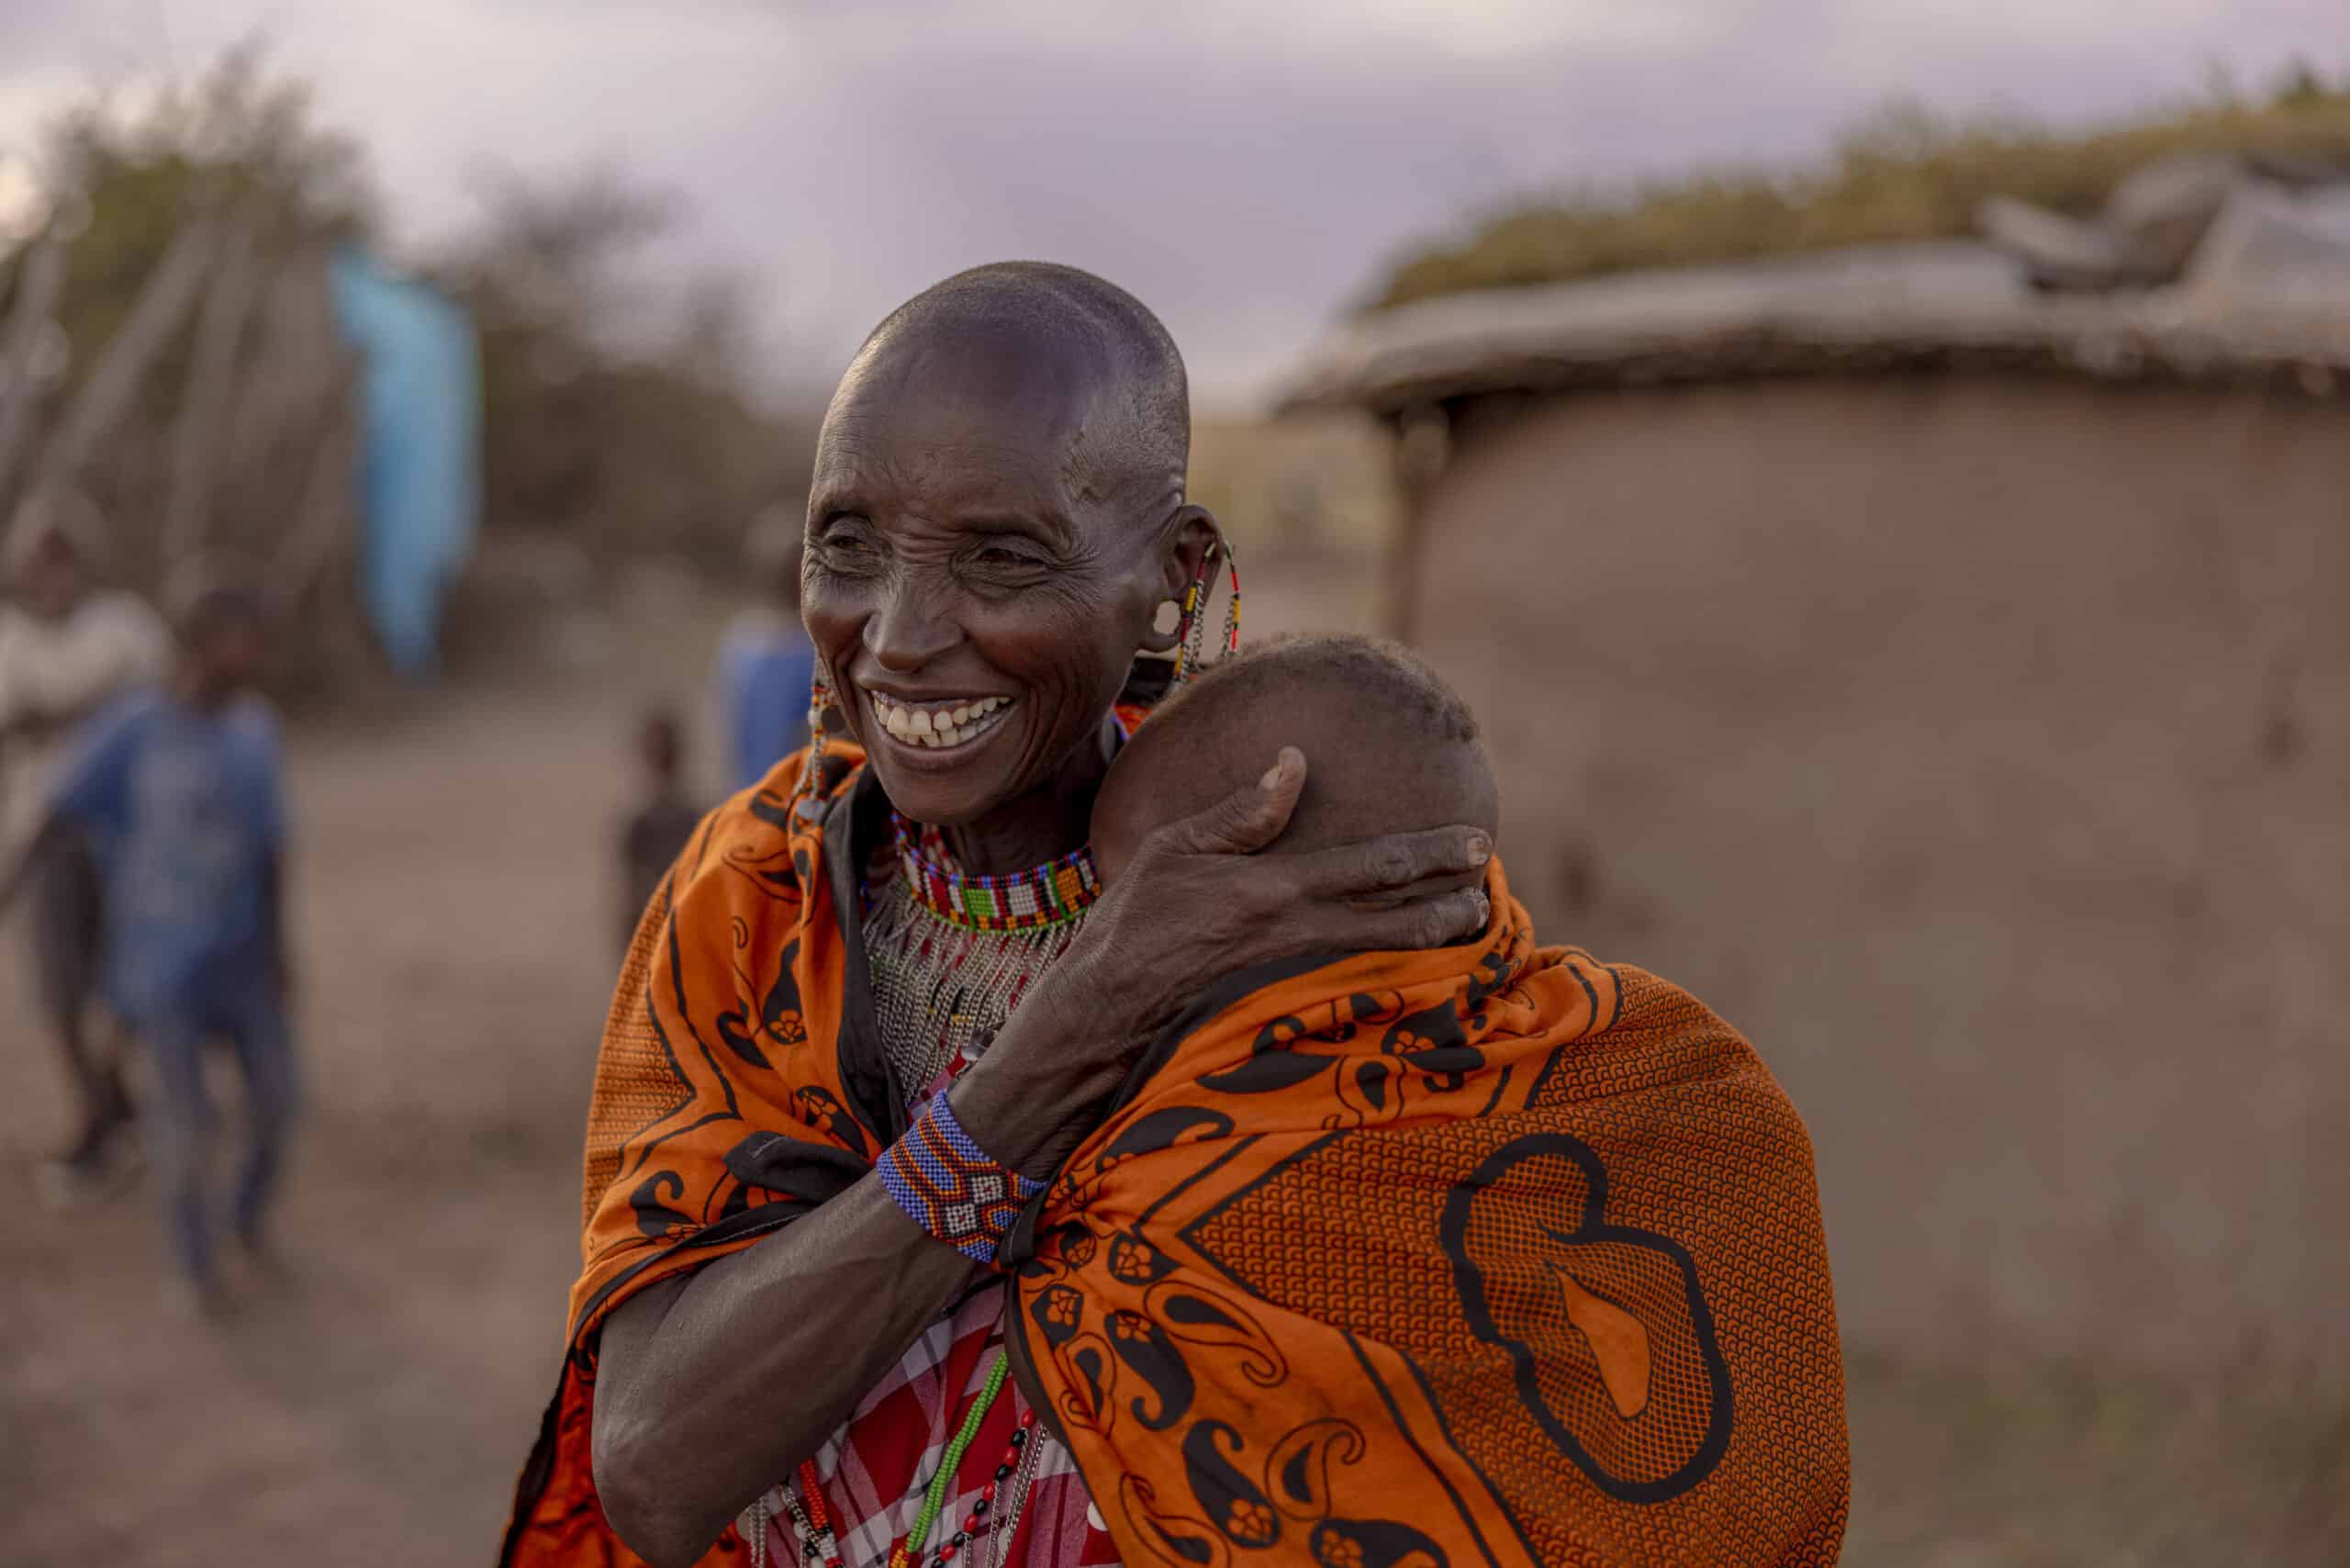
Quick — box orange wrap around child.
[1007,638,1848,1566]
[1002,868,1847,1567]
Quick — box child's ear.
[1139,506,1218,654]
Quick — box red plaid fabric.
[756,1037,1118,1568]
[755,1288,1119,1568]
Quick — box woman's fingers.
[1157,747,1307,857]
[1288,825,1493,898]
[1340,869,1490,910]
[1297,886,1492,955]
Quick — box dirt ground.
[0,645,627,1564]
[0,551,2343,1565]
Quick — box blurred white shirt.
[0,590,171,854]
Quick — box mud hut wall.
[1408,375,2350,1381]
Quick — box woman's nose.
[866,577,961,673]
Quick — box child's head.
[638,707,686,786]
[7,487,102,622]
[1091,633,1498,888]
[168,568,268,703]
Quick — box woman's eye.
[975,543,1045,570]
[818,523,879,562]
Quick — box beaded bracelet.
[878,1090,1043,1268]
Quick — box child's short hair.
[164,559,265,644]
[1157,633,1482,748]
[1091,633,1497,881]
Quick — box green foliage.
[1370,69,2350,310]
[3,46,373,414]
[431,164,807,564]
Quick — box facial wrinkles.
[801,330,1174,853]
[811,480,1136,788]
[822,411,1073,524]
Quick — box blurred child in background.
[9,570,296,1314]
[712,504,813,793]
[0,487,172,1189]
[618,706,702,947]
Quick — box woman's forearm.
[592,1174,980,1568]
[592,961,1143,1567]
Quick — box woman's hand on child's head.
[1069,745,1490,1021]
[955,748,1490,1181]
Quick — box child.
[12,574,296,1312]
[618,706,703,948]
[1090,632,1500,899]
[0,488,172,1184]
[1051,636,1850,1562]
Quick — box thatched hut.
[1279,221,2350,1383]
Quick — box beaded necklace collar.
[890,812,1103,932]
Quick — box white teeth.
[870,695,1012,749]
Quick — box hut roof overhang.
[1276,228,2350,419]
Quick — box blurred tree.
[0,43,806,589]
[0,44,374,578]
[433,162,805,566]
[25,42,373,411]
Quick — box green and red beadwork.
[891,814,1102,933]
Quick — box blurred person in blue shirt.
[713,506,813,793]
[9,572,295,1313]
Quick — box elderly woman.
[501,264,1493,1568]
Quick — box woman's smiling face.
[800,323,1172,836]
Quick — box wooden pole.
[40,212,223,486]
[0,232,71,513]
[1385,401,1450,647]
[162,213,263,569]
[265,369,358,616]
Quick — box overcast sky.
[0,0,2337,407]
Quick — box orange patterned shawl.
[1002,868,1850,1568]
[503,744,882,1568]
[502,745,1848,1568]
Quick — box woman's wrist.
[949,959,1130,1180]
[947,1044,1102,1181]
[876,1089,1046,1267]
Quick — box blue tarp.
[329,246,481,679]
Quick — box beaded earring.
[793,655,843,819]
[1168,527,1242,687]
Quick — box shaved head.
[1092,634,1499,885]
[853,261,1191,515]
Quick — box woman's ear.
[1138,506,1218,654]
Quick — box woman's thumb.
[1169,746,1304,856]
